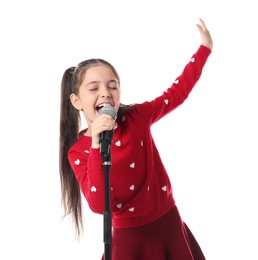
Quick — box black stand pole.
[101,143,112,260]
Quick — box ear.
[70,93,83,110]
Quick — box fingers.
[93,115,116,135]
[91,115,116,148]
[198,18,207,31]
[196,18,213,50]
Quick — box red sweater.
[68,45,211,229]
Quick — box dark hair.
[59,59,131,238]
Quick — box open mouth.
[96,103,113,113]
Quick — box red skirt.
[102,205,205,260]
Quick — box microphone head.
[99,104,117,121]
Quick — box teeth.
[96,103,113,112]
[97,103,112,108]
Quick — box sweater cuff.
[89,147,102,159]
[199,44,212,54]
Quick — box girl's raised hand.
[196,19,213,50]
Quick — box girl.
[59,18,213,259]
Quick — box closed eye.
[109,86,118,90]
[89,87,98,91]
[108,81,119,89]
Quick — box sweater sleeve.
[138,45,211,124]
[68,141,107,214]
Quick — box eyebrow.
[85,79,118,87]
[85,81,99,87]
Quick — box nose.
[100,86,111,98]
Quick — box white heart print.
[115,140,121,146]
[130,162,135,168]
[74,159,80,165]
[130,185,135,190]
[117,203,122,209]
[164,99,169,105]
[162,186,167,191]
[91,186,97,192]
[129,207,134,212]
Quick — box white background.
[1,1,257,259]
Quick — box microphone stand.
[100,138,113,260]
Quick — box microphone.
[99,105,117,158]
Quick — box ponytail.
[59,67,83,238]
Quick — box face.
[70,65,121,127]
